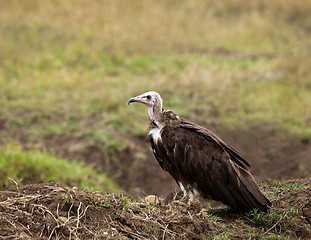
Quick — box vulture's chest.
[149,127,162,143]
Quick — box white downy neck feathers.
[149,127,162,143]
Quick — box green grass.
[0,0,311,188]
[206,181,310,239]
[0,143,117,191]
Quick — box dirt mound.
[0,183,208,239]
[38,125,311,199]
[1,179,310,239]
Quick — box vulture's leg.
[188,189,200,204]
[179,182,187,197]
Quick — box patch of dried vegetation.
[0,183,208,239]
[0,179,310,239]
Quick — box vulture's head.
[128,91,163,122]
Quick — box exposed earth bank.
[41,124,311,198]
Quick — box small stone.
[58,216,68,223]
[145,195,160,205]
[19,232,30,240]
[280,200,286,208]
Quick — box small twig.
[188,211,193,220]
[162,222,169,240]
[110,222,148,240]
[4,218,16,228]
[67,202,74,220]
[8,178,20,192]
[4,217,33,237]
[56,203,60,216]
[76,202,82,231]
[263,212,288,236]
[0,234,19,239]
[34,204,59,223]
[40,224,45,238]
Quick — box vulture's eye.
[146,95,151,100]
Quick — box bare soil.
[39,124,311,198]
[0,179,310,239]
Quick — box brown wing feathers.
[153,120,271,211]
[150,137,164,169]
[180,120,250,168]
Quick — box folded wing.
[151,119,271,211]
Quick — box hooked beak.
[128,98,137,105]
[128,94,149,106]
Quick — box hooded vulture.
[128,91,271,211]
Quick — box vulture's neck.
[148,100,164,128]
[148,101,164,143]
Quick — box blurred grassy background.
[0,0,310,190]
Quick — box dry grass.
[1,0,310,133]
[1,0,310,55]
[0,179,310,239]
